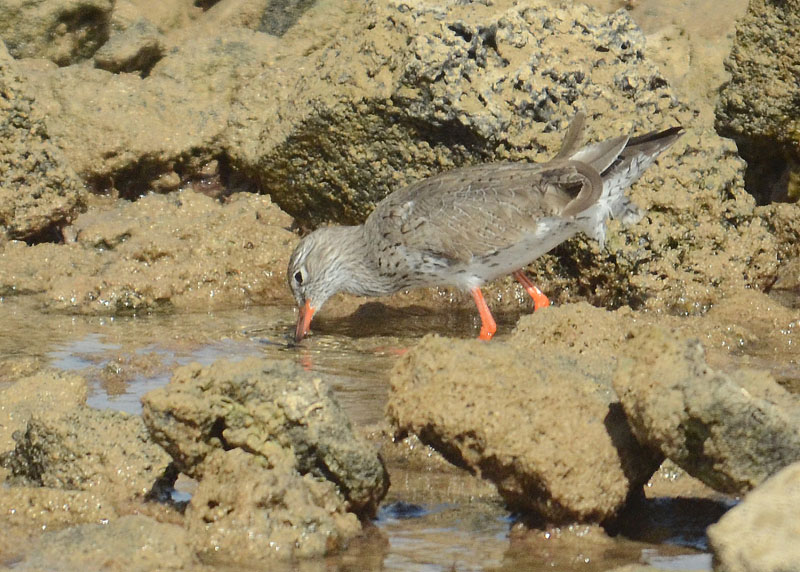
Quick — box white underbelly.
[444,218,580,290]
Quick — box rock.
[141,357,389,516]
[0,43,86,242]
[0,369,87,453]
[93,18,164,75]
[613,327,800,494]
[19,64,226,192]
[0,485,118,530]
[387,334,662,523]
[108,0,199,37]
[0,0,113,65]
[15,515,196,571]
[186,448,362,564]
[771,257,800,309]
[1,406,172,504]
[1,191,295,313]
[716,0,800,203]
[708,461,800,572]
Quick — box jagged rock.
[2,406,172,503]
[387,334,661,523]
[0,43,85,242]
[716,0,800,203]
[142,357,389,515]
[186,448,362,564]
[614,327,800,494]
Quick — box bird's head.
[287,226,361,342]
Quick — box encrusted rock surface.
[716,0,800,203]
[0,369,87,453]
[142,356,388,562]
[186,448,361,565]
[614,327,800,494]
[708,461,800,572]
[0,44,85,242]
[1,191,296,313]
[387,334,662,523]
[2,405,172,503]
[142,357,389,516]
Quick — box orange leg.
[470,287,497,341]
[512,270,550,311]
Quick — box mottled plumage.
[288,113,683,341]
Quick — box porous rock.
[141,356,389,516]
[0,43,85,242]
[1,405,172,503]
[186,448,362,564]
[716,0,800,203]
[0,369,88,453]
[708,461,800,572]
[387,334,661,523]
[614,326,800,494]
[1,191,295,313]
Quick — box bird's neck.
[329,225,395,297]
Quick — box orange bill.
[295,299,316,342]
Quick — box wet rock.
[187,448,361,564]
[1,191,295,313]
[708,461,800,572]
[141,357,389,515]
[0,486,118,538]
[0,369,87,453]
[15,514,196,571]
[0,0,112,65]
[614,327,800,494]
[387,334,662,523]
[93,18,164,75]
[0,43,86,242]
[716,0,800,203]
[2,405,172,504]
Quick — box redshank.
[288,113,683,341]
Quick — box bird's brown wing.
[366,161,602,264]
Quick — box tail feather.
[571,124,684,247]
[599,125,684,220]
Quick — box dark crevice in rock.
[86,153,237,201]
[50,5,111,65]
[13,221,70,246]
[209,417,231,450]
[194,0,220,10]
[715,133,794,205]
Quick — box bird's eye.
[294,271,304,285]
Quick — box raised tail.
[561,117,684,246]
[598,125,685,221]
